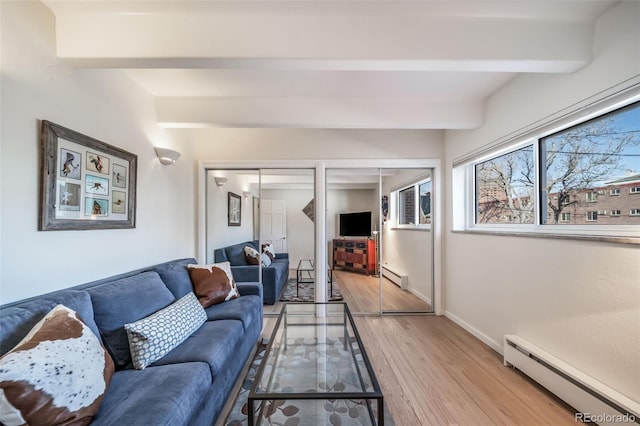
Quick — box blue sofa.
[0,258,263,425]
[214,240,289,304]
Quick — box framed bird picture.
[39,120,137,231]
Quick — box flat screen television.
[339,211,372,237]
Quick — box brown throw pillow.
[187,261,240,307]
[244,246,261,265]
[0,305,115,426]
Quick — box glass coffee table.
[248,303,384,425]
[296,259,333,297]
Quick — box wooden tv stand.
[333,238,375,275]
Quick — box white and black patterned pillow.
[124,292,206,370]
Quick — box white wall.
[0,1,195,303]
[444,1,640,402]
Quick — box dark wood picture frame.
[39,120,137,231]
[228,192,241,226]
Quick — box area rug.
[280,278,343,302]
[223,341,394,426]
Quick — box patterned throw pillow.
[261,243,276,261]
[124,292,206,370]
[245,245,272,267]
[0,305,114,426]
[188,261,240,307]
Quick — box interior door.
[260,199,287,253]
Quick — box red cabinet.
[333,239,375,275]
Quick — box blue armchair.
[214,240,289,304]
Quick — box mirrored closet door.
[326,167,434,314]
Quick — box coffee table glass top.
[248,303,383,425]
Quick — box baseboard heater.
[504,335,639,425]
[381,265,408,290]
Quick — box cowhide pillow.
[245,245,272,267]
[244,245,261,265]
[187,261,240,307]
[0,304,114,426]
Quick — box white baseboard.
[444,310,503,355]
[408,288,432,307]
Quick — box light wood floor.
[261,270,577,425]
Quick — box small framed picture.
[86,151,110,175]
[59,149,81,180]
[58,182,80,211]
[112,164,127,188]
[112,191,126,214]
[228,192,241,226]
[85,198,108,216]
[85,174,109,196]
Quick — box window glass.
[540,101,640,225]
[475,145,535,224]
[419,181,432,224]
[399,187,415,225]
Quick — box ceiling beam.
[49,6,592,73]
[156,97,483,129]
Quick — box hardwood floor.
[335,269,432,312]
[260,270,577,425]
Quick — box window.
[631,209,640,216]
[396,178,431,228]
[540,101,640,225]
[398,187,416,225]
[456,94,640,238]
[475,145,535,224]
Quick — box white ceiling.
[42,0,618,129]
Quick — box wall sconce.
[214,176,228,187]
[243,191,252,198]
[154,147,181,165]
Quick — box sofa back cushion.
[225,243,249,266]
[88,271,175,368]
[152,258,197,299]
[0,290,99,356]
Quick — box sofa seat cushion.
[204,294,262,332]
[0,290,99,356]
[88,271,175,369]
[150,320,244,380]
[92,362,211,426]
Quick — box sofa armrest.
[230,265,259,282]
[236,282,262,299]
[275,253,288,260]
